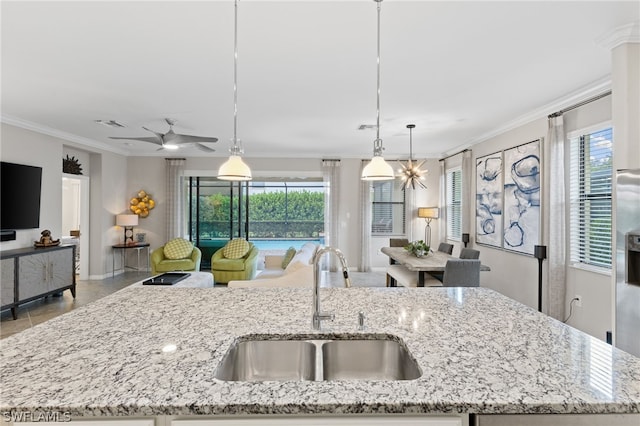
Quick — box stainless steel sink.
[215,336,421,382]
[214,339,317,381]
[322,339,421,381]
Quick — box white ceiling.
[1,1,638,159]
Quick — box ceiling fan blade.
[195,143,216,152]
[109,136,163,146]
[142,126,165,140]
[172,134,219,144]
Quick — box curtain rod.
[439,148,470,162]
[548,90,611,118]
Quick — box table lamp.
[417,207,439,248]
[116,214,138,245]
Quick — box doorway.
[62,174,90,280]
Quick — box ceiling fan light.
[218,155,252,181]
[163,143,179,150]
[362,156,395,181]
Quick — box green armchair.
[151,238,202,275]
[211,241,259,284]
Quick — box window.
[569,126,613,269]
[371,180,405,235]
[446,168,462,240]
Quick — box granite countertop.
[1,287,639,417]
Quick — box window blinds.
[569,127,613,269]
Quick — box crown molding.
[595,21,640,50]
[438,76,613,158]
[1,114,130,157]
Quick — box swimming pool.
[251,239,323,250]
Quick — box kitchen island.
[1,286,639,424]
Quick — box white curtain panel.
[359,160,372,272]
[322,159,341,271]
[438,160,446,245]
[461,150,473,235]
[547,116,567,320]
[165,158,186,241]
[405,185,416,242]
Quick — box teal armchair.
[211,242,259,284]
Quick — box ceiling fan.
[109,118,218,152]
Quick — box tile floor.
[1,269,386,339]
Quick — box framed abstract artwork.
[476,151,503,248]
[502,139,541,255]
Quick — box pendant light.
[218,0,252,181]
[398,124,427,190]
[361,0,394,181]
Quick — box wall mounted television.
[1,161,43,238]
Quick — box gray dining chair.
[437,242,454,255]
[442,259,481,287]
[459,248,480,259]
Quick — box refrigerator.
[615,168,640,357]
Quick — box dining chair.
[459,248,480,259]
[386,238,410,286]
[437,242,454,255]
[441,259,481,287]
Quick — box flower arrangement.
[404,240,430,257]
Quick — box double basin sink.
[215,335,421,381]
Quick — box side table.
[112,243,150,277]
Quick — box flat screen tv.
[1,161,43,230]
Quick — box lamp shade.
[218,155,252,181]
[116,214,138,227]
[361,156,395,181]
[417,207,439,219]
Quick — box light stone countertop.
[1,286,639,417]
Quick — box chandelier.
[398,124,427,189]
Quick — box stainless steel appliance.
[615,168,640,357]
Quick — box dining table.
[381,246,491,287]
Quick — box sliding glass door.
[187,177,249,268]
[186,177,325,268]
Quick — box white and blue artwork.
[476,152,503,248]
[503,140,541,255]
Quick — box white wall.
[0,123,129,279]
[470,96,614,341]
[0,124,65,250]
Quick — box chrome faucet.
[312,246,351,330]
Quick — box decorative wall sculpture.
[503,140,541,255]
[476,152,503,248]
[475,139,542,256]
[130,190,155,218]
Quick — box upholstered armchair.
[151,238,202,275]
[211,239,259,284]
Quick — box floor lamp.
[417,207,439,248]
[534,245,547,312]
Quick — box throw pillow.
[223,238,251,259]
[163,238,194,260]
[281,247,297,269]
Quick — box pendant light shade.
[362,154,395,181]
[217,0,252,181]
[361,0,394,181]
[217,154,252,181]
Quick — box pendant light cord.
[376,0,381,142]
[407,124,415,160]
[374,0,382,154]
[233,0,239,149]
